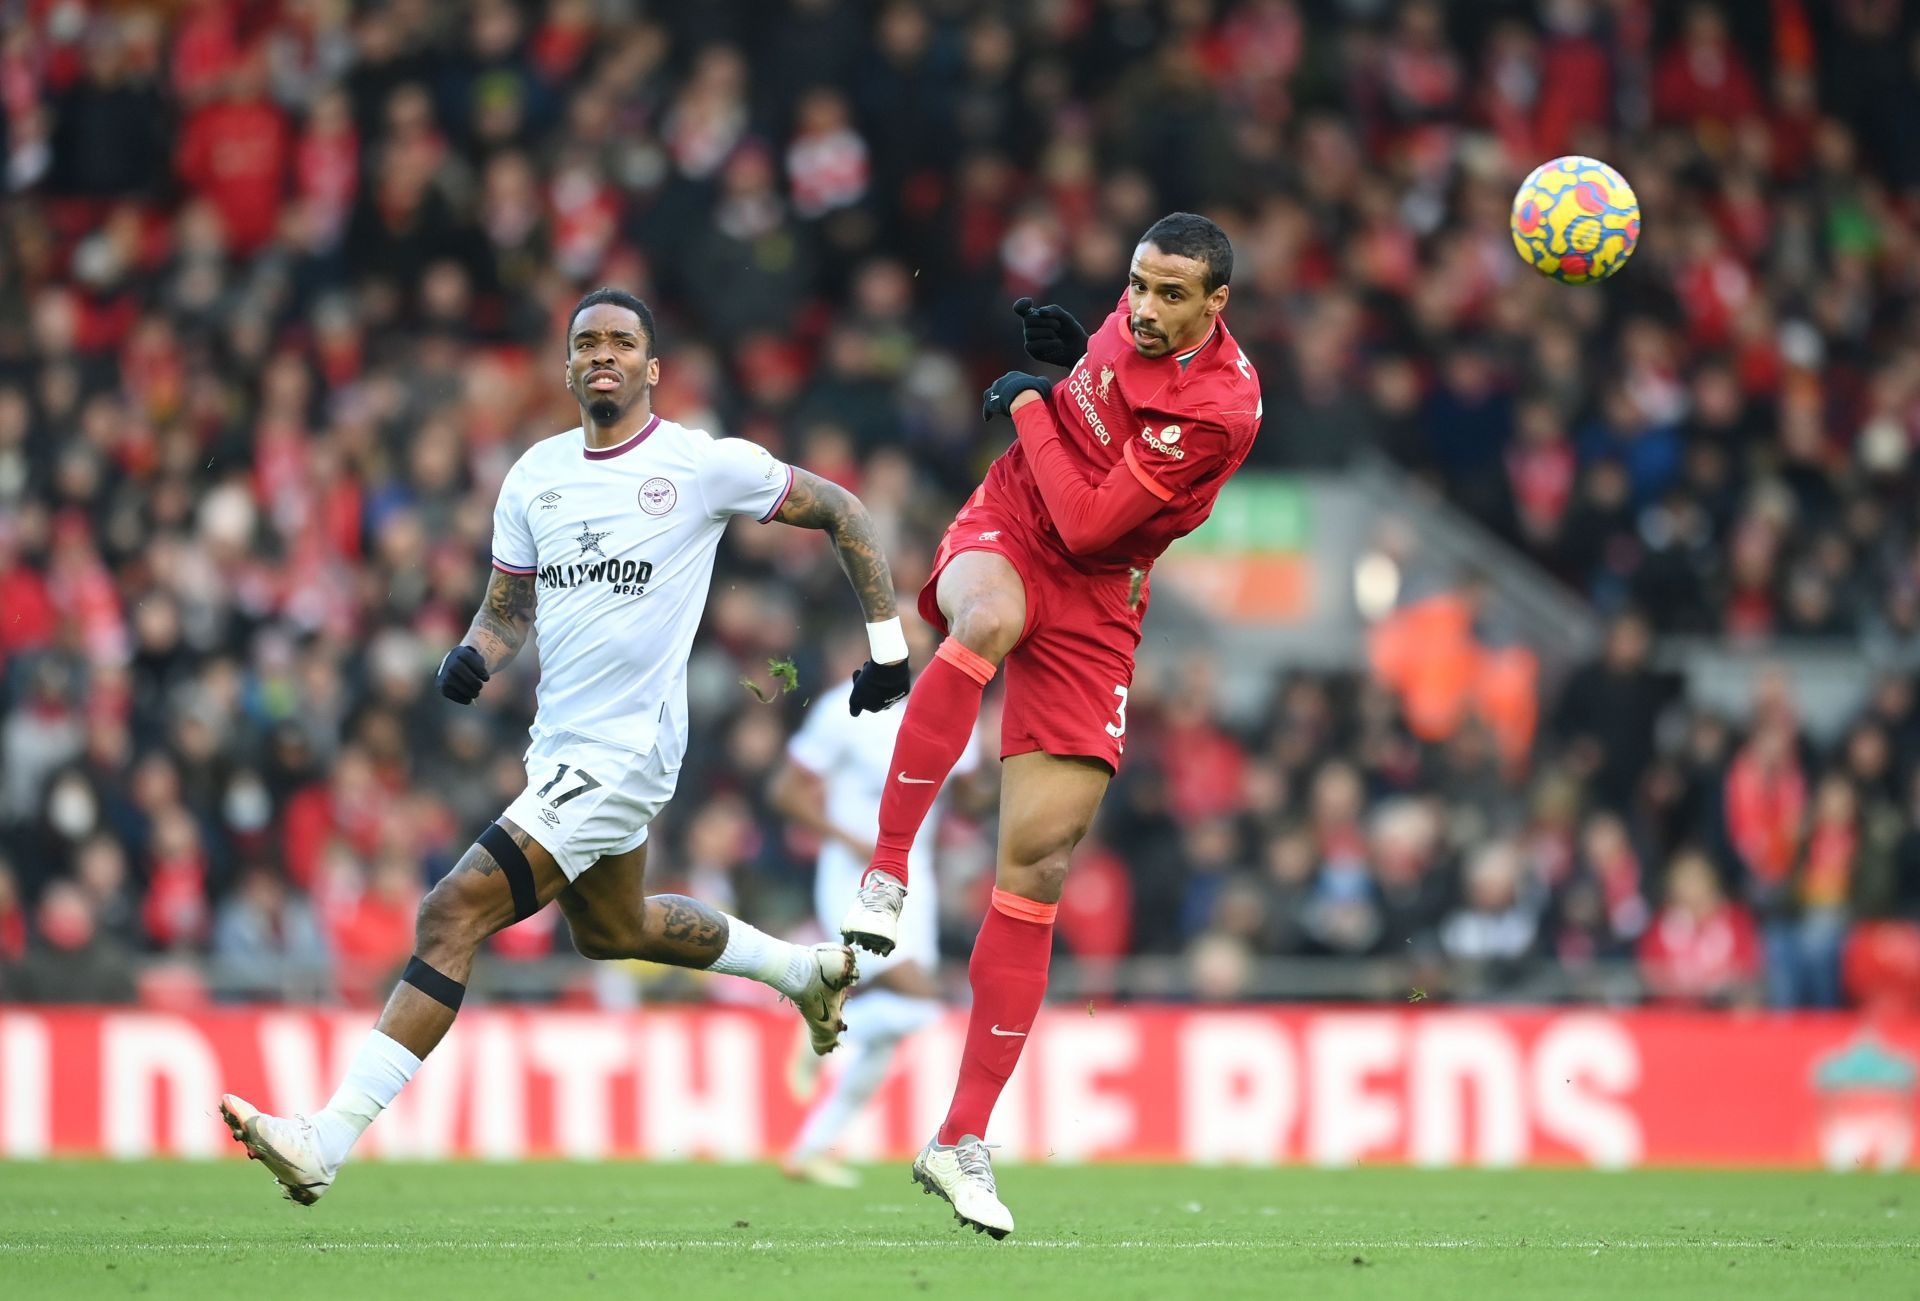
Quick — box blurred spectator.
[72,833,138,948]
[212,866,332,1000]
[2,881,136,1004]
[1639,848,1762,1007]
[1554,612,1678,812]
[1775,774,1864,1008]
[326,853,421,1007]
[1439,841,1542,976]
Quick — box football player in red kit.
[840,213,1261,1236]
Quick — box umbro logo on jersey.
[638,477,677,516]
[537,491,562,510]
[575,525,611,557]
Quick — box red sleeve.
[1120,409,1241,505]
[1012,398,1164,556]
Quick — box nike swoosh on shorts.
[896,773,936,784]
[989,1025,1026,1037]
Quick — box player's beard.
[582,379,647,426]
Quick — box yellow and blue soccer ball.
[1510,156,1640,285]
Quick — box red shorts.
[919,491,1145,772]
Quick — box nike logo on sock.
[989,1025,1026,1037]
[896,773,936,785]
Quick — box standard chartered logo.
[1066,366,1112,445]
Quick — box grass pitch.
[2,1161,1915,1300]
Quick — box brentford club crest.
[1097,364,1116,404]
[638,477,677,516]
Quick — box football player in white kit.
[219,288,914,1204]
[770,627,981,1187]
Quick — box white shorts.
[814,845,938,976]
[502,733,680,881]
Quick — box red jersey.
[981,295,1261,571]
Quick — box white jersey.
[491,415,792,764]
[787,681,981,896]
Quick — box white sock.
[790,992,942,1160]
[852,990,944,1039]
[707,916,815,998]
[791,1031,903,1160]
[313,1029,421,1167]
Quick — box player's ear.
[1206,283,1230,319]
[645,356,661,388]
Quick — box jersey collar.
[582,413,661,460]
[1113,316,1226,392]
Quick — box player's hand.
[436,645,490,704]
[848,657,910,715]
[1013,297,1090,368]
[982,371,1053,423]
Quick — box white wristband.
[866,617,908,665]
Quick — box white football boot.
[219,1094,338,1206]
[794,943,860,1056]
[839,872,906,956]
[781,1154,862,1189]
[912,1134,1014,1239]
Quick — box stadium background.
[1,0,1919,1169]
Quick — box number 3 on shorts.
[1104,685,1129,741]
[535,763,602,807]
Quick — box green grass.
[2,1161,1916,1300]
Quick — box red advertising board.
[0,1006,1914,1169]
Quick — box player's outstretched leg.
[846,551,1024,955]
[556,844,859,1056]
[222,820,570,1204]
[785,988,943,1187]
[914,751,1108,1239]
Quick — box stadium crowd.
[5,0,1920,1012]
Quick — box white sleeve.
[490,457,537,574]
[785,696,844,775]
[697,436,794,522]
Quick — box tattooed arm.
[465,568,537,672]
[771,468,900,626]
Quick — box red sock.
[867,638,995,888]
[937,889,1055,1144]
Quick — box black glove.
[849,657,911,715]
[1013,297,1091,368]
[982,371,1053,423]
[437,644,490,704]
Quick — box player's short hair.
[1138,213,1233,292]
[568,287,658,356]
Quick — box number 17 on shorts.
[502,740,680,881]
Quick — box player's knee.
[414,877,494,959]
[997,854,1072,906]
[947,597,1021,662]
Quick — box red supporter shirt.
[984,294,1261,572]
[176,98,291,255]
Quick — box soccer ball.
[1509,156,1640,285]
